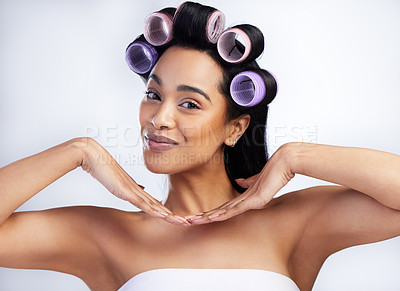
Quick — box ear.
[224,114,251,147]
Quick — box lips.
[145,133,179,145]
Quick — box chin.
[142,151,198,175]
[144,162,181,175]
[142,151,176,174]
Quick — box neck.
[164,151,240,217]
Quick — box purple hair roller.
[206,10,225,43]
[217,28,251,63]
[125,41,158,74]
[230,71,266,107]
[144,12,173,46]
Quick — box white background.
[1,0,400,290]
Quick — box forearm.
[0,138,86,226]
[287,142,400,210]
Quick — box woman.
[1,1,400,290]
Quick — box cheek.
[139,101,151,126]
[187,115,226,148]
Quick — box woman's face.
[139,46,232,174]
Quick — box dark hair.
[130,2,277,193]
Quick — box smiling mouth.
[144,136,179,152]
[145,133,179,145]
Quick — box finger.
[188,207,232,224]
[123,188,169,217]
[235,173,261,188]
[235,178,248,188]
[188,216,214,225]
[210,194,249,212]
[112,164,173,215]
[207,198,250,222]
[186,195,249,223]
[130,190,189,226]
[186,203,228,222]
[132,196,168,219]
[188,209,227,224]
[138,192,173,215]
[191,195,253,224]
[132,197,189,226]
[128,183,174,216]
[162,214,191,226]
[189,201,229,217]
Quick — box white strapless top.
[118,268,300,291]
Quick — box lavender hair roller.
[230,71,266,107]
[206,10,226,43]
[144,12,173,46]
[125,41,158,74]
[217,28,252,63]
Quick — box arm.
[0,137,183,229]
[0,137,185,271]
[278,142,400,289]
[289,142,400,210]
[187,142,400,289]
[188,142,400,224]
[0,138,82,226]
[0,139,101,276]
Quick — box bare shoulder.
[287,185,400,246]
[0,205,141,290]
[0,205,128,263]
[277,185,400,290]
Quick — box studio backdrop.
[0,0,399,290]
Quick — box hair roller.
[206,10,226,43]
[173,2,225,47]
[125,37,158,75]
[217,24,264,64]
[144,7,176,46]
[230,71,266,107]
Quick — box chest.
[105,211,294,284]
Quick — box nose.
[150,103,176,130]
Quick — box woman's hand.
[79,137,190,226]
[185,143,296,224]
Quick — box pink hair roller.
[144,12,173,46]
[217,28,252,63]
[206,10,226,43]
[230,71,266,107]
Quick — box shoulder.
[248,185,336,232]
[14,205,147,248]
[0,205,140,281]
[276,185,400,289]
[61,205,145,235]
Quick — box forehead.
[150,46,223,91]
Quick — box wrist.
[279,142,314,175]
[67,137,94,168]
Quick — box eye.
[145,90,160,100]
[145,90,201,110]
[181,100,201,110]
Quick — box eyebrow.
[148,73,212,104]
